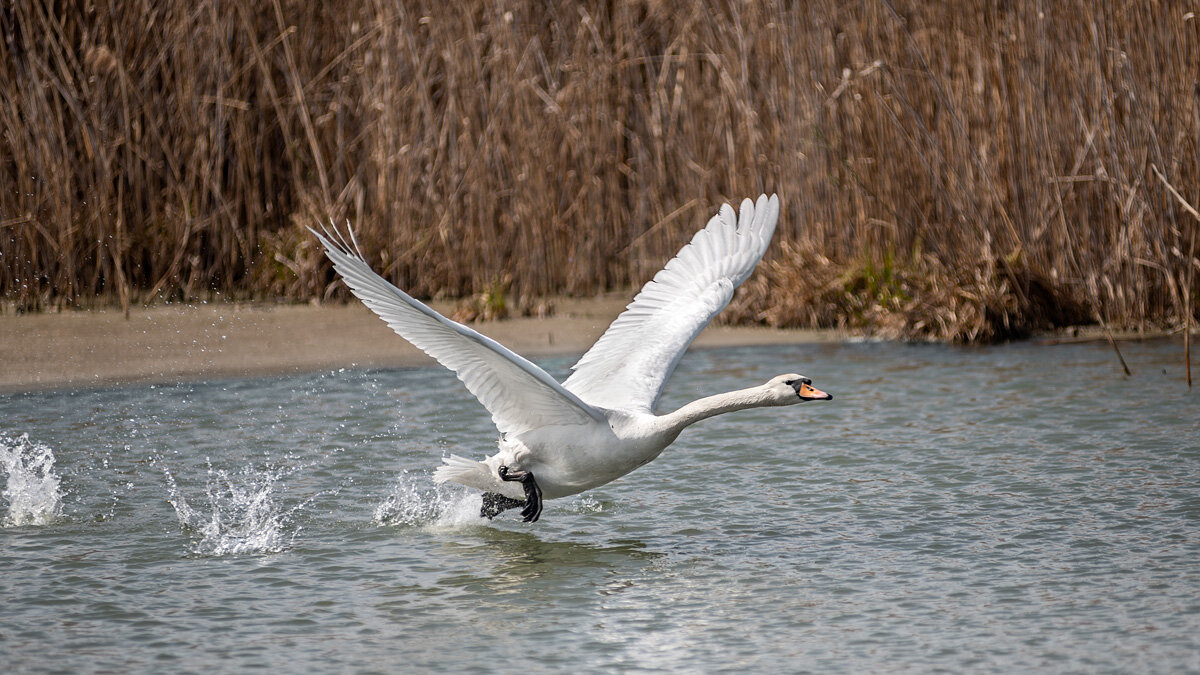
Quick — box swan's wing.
[563,194,780,412]
[311,225,605,437]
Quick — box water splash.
[1,433,63,527]
[374,469,483,528]
[160,461,309,556]
[566,495,605,514]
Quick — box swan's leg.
[497,465,543,523]
[480,492,524,519]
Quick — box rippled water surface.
[2,340,1198,671]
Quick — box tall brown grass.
[2,0,1197,341]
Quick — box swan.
[311,194,831,522]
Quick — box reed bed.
[2,0,1197,341]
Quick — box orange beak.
[798,382,832,401]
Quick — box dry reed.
[1,0,1197,343]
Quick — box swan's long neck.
[657,384,779,436]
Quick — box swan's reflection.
[435,527,662,595]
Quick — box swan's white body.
[313,194,830,508]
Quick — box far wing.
[562,194,780,412]
[311,226,605,437]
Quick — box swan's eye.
[792,379,832,401]
[788,377,815,396]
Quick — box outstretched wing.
[311,226,605,437]
[562,194,780,412]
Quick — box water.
[1,434,62,527]
[1,340,1197,672]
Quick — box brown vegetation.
[1,0,1198,341]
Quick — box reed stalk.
[1,0,1197,344]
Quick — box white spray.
[1,433,63,527]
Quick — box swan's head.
[768,374,832,404]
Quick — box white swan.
[312,194,831,522]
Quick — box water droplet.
[1,434,63,527]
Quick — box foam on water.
[159,460,313,556]
[373,468,485,529]
[1,433,63,527]
[373,470,609,527]
[563,495,605,514]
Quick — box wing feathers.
[311,225,604,437]
[563,194,780,412]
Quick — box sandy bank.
[1,297,847,393]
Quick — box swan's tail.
[432,454,489,489]
[433,454,522,498]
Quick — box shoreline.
[4,300,1188,395]
[1,298,847,394]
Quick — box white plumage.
[312,194,832,522]
[563,196,778,411]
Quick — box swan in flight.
[312,194,831,522]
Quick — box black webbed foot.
[497,465,543,523]
[480,492,524,519]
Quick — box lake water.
[2,339,1198,672]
